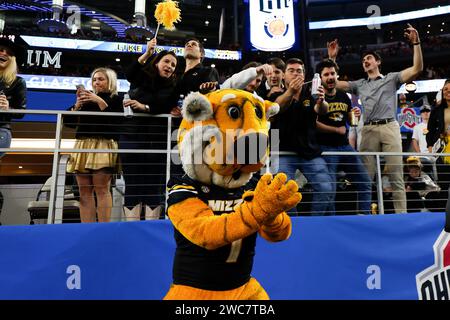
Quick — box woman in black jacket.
[120,39,178,219]
[66,67,123,223]
[0,37,27,159]
[426,79,450,189]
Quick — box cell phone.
[0,90,4,96]
[75,84,85,91]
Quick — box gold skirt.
[67,138,119,174]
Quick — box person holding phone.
[328,23,423,214]
[0,37,27,159]
[65,68,123,223]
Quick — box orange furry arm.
[259,213,292,242]
[168,197,262,250]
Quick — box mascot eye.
[228,105,241,119]
[254,106,263,119]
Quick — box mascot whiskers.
[164,89,302,300]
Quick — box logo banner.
[249,0,296,51]
[0,213,446,299]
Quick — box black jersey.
[167,174,258,291]
[316,90,352,146]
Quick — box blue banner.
[20,74,130,93]
[17,75,130,122]
[0,213,447,300]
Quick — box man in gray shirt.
[328,23,423,213]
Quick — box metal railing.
[1,109,448,224]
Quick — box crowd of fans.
[313,34,450,80]
[11,23,450,85]
[314,34,450,61]
[2,20,450,222]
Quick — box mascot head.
[177,89,279,189]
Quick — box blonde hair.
[0,56,18,87]
[90,67,118,97]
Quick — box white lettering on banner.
[366,265,382,290]
[66,265,81,290]
[26,50,62,69]
[26,50,33,66]
[116,43,144,53]
[19,74,130,92]
[249,0,296,52]
[20,35,241,60]
[33,50,42,66]
[42,51,62,68]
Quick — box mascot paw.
[250,173,301,223]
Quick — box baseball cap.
[0,35,27,65]
[420,105,431,113]
[406,156,422,168]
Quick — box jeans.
[320,144,372,215]
[0,128,11,159]
[277,154,334,216]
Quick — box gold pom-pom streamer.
[154,0,181,37]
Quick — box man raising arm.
[325,23,424,214]
[327,23,423,89]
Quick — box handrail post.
[54,155,70,224]
[375,154,385,215]
[47,113,63,224]
[164,116,172,218]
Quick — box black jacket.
[64,92,123,141]
[270,88,321,160]
[126,59,178,115]
[123,59,178,136]
[426,104,446,148]
[0,76,27,129]
[176,63,219,97]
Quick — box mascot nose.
[233,133,268,165]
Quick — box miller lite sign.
[249,0,296,51]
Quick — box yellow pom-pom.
[154,0,182,30]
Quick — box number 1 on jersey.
[226,239,242,263]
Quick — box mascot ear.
[182,92,214,122]
[264,101,280,120]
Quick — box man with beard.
[327,23,423,213]
[315,59,372,215]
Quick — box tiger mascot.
[164,89,302,300]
